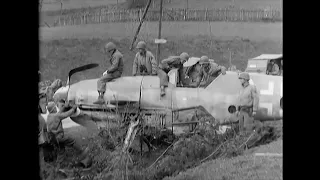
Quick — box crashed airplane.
[51,63,283,135]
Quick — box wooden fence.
[53,8,282,26]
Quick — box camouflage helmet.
[136,41,146,49]
[239,72,250,80]
[199,56,209,64]
[179,52,189,62]
[105,42,116,52]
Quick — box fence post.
[205,8,208,21]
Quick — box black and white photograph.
[39,0,283,179]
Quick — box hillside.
[165,139,283,180]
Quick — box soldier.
[157,52,189,96]
[132,41,157,76]
[182,57,204,88]
[46,100,91,167]
[46,79,63,102]
[39,90,48,145]
[94,42,124,104]
[237,72,262,132]
[267,59,280,76]
[198,56,226,87]
[266,61,273,75]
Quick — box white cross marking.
[260,81,274,95]
[260,103,273,116]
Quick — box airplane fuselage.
[53,71,282,129]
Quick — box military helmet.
[105,42,116,52]
[136,41,146,49]
[239,72,250,80]
[179,52,189,62]
[199,56,209,64]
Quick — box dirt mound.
[144,124,281,180]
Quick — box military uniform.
[199,57,226,87]
[183,63,203,87]
[158,56,182,86]
[97,50,124,92]
[238,72,262,132]
[270,63,280,76]
[133,41,157,76]
[157,52,189,96]
[94,42,124,104]
[46,102,90,165]
[38,113,48,145]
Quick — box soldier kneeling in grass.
[46,100,92,168]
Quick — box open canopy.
[250,54,283,61]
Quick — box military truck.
[245,54,282,75]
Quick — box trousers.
[238,106,262,132]
[97,71,121,93]
[157,68,169,87]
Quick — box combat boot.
[76,147,92,168]
[160,86,165,96]
[93,92,105,104]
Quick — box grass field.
[164,139,283,180]
[40,21,282,41]
[41,0,282,11]
[39,21,282,82]
[163,0,282,10]
[165,121,283,180]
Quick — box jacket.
[107,50,124,74]
[132,51,157,75]
[238,83,259,111]
[46,107,76,139]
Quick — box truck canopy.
[246,54,282,74]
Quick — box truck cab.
[245,54,282,75]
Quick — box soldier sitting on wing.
[157,52,189,96]
[132,41,157,76]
